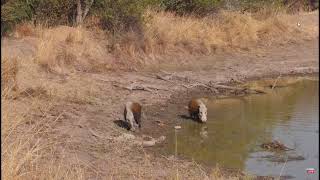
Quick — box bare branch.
[82,0,94,21]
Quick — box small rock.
[142,140,156,147]
[174,126,181,130]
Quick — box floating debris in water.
[261,140,293,151]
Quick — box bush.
[1,0,317,36]
[238,0,285,12]
[31,0,75,26]
[91,0,157,32]
[222,0,318,13]
[1,0,34,35]
[1,0,157,35]
[160,0,222,16]
[1,0,75,35]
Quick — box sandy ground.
[1,12,319,180]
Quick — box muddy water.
[161,78,319,179]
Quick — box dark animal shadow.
[178,115,193,120]
[113,120,130,130]
[178,115,203,124]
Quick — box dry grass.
[1,57,19,92]
[13,23,36,38]
[109,9,314,67]
[1,88,85,180]
[12,22,49,38]
[1,57,88,179]
[33,25,115,74]
[7,9,315,72]
[141,10,304,56]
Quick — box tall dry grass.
[1,56,86,180]
[1,57,19,93]
[141,9,303,56]
[107,9,312,68]
[9,9,314,72]
[33,25,116,74]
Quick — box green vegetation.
[91,0,157,32]
[160,0,222,16]
[1,0,318,36]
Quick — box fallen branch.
[113,83,152,92]
[211,84,245,91]
[155,74,189,88]
[156,72,266,94]
[156,74,174,82]
[230,78,244,84]
[145,85,171,91]
[209,82,266,94]
[113,83,170,92]
[186,83,219,93]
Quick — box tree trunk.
[83,0,94,21]
[75,0,94,26]
[76,0,82,25]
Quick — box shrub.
[1,0,157,35]
[91,0,157,32]
[160,0,222,16]
[1,0,75,35]
[1,0,34,35]
[1,0,317,36]
[31,0,75,26]
[222,0,318,13]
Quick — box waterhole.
[160,77,319,179]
